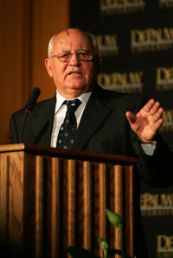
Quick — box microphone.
[25,87,41,112]
[19,87,41,142]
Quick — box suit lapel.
[24,96,56,145]
[73,88,112,150]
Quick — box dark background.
[70,1,173,257]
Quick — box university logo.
[141,193,173,216]
[97,71,143,92]
[161,109,173,132]
[96,34,118,55]
[131,27,173,53]
[156,66,173,91]
[159,0,173,8]
[157,235,173,257]
[100,0,145,15]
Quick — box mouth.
[67,71,82,76]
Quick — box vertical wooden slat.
[35,155,44,258]
[125,165,134,256]
[49,158,61,258]
[66,159,76,247]
[82,161,92,249]
[0,154,8,241]
[97,163,107,258]
[112,165,123,256]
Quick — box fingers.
[142,99,155,112]
[152,118,163,130]
[126,99,163,122]
[149,101,162,116]
[142,99,162,115]
[144,99,164,124]
[150,107,163,123]
[148,106,164,131]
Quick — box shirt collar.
[54,91,92,113]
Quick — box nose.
[69,53,80,66]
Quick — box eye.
[61,53,70,57]
[58,52,71,61]
[79,51,88,55]
[78,51,93,60]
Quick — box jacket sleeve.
[135,133,173,188]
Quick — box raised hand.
[125,99,164,142]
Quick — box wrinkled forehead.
[53,29,95,52]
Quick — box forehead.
[53,30,94,51]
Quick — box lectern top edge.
[0,143,138,165]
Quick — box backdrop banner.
[70,1,173,258]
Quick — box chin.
[67,83,89,91]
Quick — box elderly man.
[9,28,173,258]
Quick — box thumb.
[125,111,137,125]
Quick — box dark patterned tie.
[56,99,81,149]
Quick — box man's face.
[45,29,98,98]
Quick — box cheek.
[52,65,66,80]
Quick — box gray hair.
[47,29,99,58]
[47,34,57,57]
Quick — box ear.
[44,58,53,77]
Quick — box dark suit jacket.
[9,85,173,258]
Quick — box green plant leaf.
[106,209,123,228]
[66,246,100,258]
[97,237,108,258]
[98,237,108,250]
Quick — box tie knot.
[64,99,81,111]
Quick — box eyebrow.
[57,48,93,53]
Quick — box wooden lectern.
[0,144,137,258]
